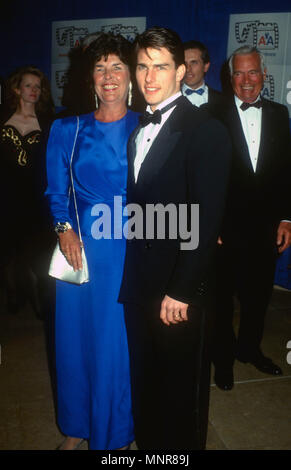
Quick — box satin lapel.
[226,100,253,172]
[127,124,141,194]
[136,111,182,189]
[256,100,273,173]
[128,124,140,167]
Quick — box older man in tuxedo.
[182,40,224,115]
[119,27,231,450]
[212,45,291,391]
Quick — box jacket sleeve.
[275,105,291,222]
[165,118,232,303]
[45,117,77,225]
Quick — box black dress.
[0,118,54,315]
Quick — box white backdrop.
[51,17,146,107]
[227,12,291,116]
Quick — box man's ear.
[263,67,267,81]
[176,63,186,83]
[204,62,210,74]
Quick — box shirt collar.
[146,91,182,114]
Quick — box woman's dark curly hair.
[83,32,133,104]
[5,65,54,115]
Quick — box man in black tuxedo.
[182,40,224,115]
[119,27,231,450]
[212,45,291,391]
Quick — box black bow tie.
[139,109,162,126]
[139,96,181,127]
[240,100,262,111]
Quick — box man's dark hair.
[133,26,184,68]
[183,40,210,64]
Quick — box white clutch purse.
[48,116,90,285]
[49,242,89,284]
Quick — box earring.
[128,81,132,107]
[95,93,98,109]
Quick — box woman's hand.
[58,229,83,271]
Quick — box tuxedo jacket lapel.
[256,99,274,173]
[127,123,142,195]
[136,118,182,188]
[226,98,278,175]
[128,124,140,166]
[226,100,254,172]
[129,97,185,190]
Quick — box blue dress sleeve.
[45,117,77,225]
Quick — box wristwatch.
[54,222,72,234]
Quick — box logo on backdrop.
[101,24,139,42]
[262,74,275,101]
[56,26,89,48]
[55,70,68,90]
[56,24,140,48]
[235,21,279,50]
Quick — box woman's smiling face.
[93,54,130,106]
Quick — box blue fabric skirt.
[55,234,134,449]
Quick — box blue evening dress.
[45,110,139,450]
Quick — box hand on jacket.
[160,295,189,326]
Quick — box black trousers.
[212,240,277,368]
[124,295,214,450]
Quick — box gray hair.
[229,45,266,75]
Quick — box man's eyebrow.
[154,63,169,67]
[137,62,170,67]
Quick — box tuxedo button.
[145,242,152,249]
[197,282,206,295]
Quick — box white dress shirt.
[134,92,182,182]
[182,81,208,107]
[235,95,262,172]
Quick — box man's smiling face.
[136,47,185,111]
[231,52,266,103]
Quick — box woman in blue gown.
[45,33,139,450]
